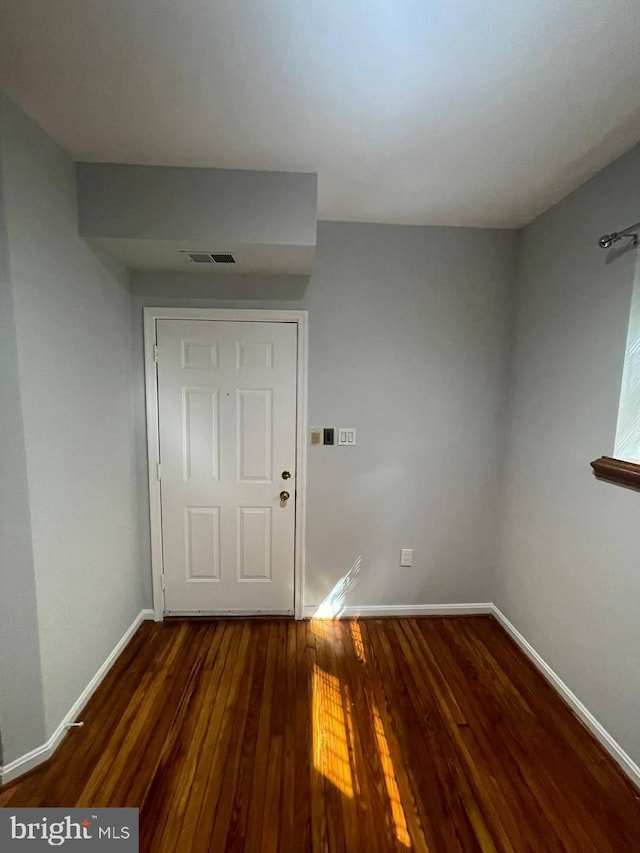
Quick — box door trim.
[143,307,308,621]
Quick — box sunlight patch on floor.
[350,620,366,663]
[311,614,411,847]
[312,664,354,798]
[310,617,332,641]
[372,700,411,848]
[342,682,361,797]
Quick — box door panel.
[185,507,220,580]
[237,389,272,481]
[237,507,272,580]
[156,319,297,613]
[183,388,219,480]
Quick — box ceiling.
[1,0,639,229]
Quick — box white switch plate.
[400,548,413,567]
[337,428,357,446]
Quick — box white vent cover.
[186,252,214,263]
[181,252,236,264]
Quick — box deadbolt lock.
[282,470,291,480]
[280,491,290,502]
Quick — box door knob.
[282,470,291,480]
[280,491,290,502]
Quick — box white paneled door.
[156,320,298,614]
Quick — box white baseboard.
[491,605,640,789]
[165,609,294,617]
[303,602,493,619]
[0,609,155,786]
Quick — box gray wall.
[76,163,318,276]
[496,143,640,765]
[76,162,317,245]
[132,221,517,610]
[0,122,46,764]
[0,94,141,741]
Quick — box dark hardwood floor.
[1,616,639,851]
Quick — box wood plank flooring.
[1,616,639,851]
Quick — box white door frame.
[143,307,308,621]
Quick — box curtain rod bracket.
[598,222,640,249]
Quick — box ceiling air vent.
[186,252,214,264]
[182,252,236,264]
[211,253,235,264]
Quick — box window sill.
[590,456,640,491]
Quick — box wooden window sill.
[590,456,640,491]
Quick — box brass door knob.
[282,470,291,480]
[280,491,290,502]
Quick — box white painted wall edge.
[0,609,155,786]
[491,605,640,789]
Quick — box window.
[614,275,640,463]
[591,253,640,489]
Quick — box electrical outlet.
[400,549,413,567]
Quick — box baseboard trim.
[165,609,294,617]
[0,609,155,786]
[491,605,640,789]
[303,603,493,619]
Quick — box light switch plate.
[400,549,413,567]
[337,428,357,446]
[310,428,322,446]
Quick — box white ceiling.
[1,0,639,228]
